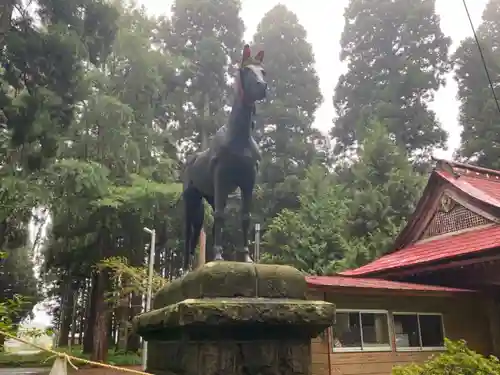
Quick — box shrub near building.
[393,339,500,375]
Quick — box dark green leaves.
[332,0,450,160]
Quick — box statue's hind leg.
[213,164,230,261]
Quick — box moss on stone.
[152,262,309,311]
[182,261,258,299]
[153,277,183,310]
[134,297,335,337]
[254,263,306,299]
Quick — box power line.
[462,0,500,115]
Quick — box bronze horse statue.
[182,44,267,270]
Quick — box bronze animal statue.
[182,44,267,270]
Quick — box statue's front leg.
[238,178,255,263]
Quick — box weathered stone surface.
[254,263,306,299]
[148,340,311,375]
[134,297,335,340]
[153,277,183,310]
[152,262,308,310]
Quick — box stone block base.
[148,339,311,375]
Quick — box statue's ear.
[255,50,264,63]
[241,44,251,65]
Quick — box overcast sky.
[29,0,490,326]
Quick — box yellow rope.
[0,330,152,375]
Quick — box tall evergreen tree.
[251,4,327,219]
[164,0,244,152]
[454,0,500,168]
[0,0,118,347]
[341,121,425,262]
[41,1,183,361]
[332,0,451,161]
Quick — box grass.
[0,347,141,368]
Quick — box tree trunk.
[83,274,98,354]
[126,292,142,352]
[108,311,114,348]
[0,220,7,249]
[57,284,74,347]
[70,289,79,348]
[91,269,110,362]
[154,244,162,274]
[116,291,130,352]
[78,280,89,347]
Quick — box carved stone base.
[132,262,335,375]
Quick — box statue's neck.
[227,94,254,139]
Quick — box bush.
[393,339,500,375]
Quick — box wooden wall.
[308,290,492,375]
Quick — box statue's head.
[238,44,267,103]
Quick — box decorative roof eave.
[391,159,500,253]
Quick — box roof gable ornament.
[439,194,456,213]
[435,159,458,178]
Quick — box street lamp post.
[142,227,156,371]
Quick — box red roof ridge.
[434,158,500,180]
[436,170,500,208]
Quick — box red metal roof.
[339,224,500,276]
[437,170,500,207]
[306,275,474,293]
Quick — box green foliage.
[454,0,500,168]
[265,121,425,274]
[0,247,41,333]
[1,0,119,171]
[99,256,167,304]
[341,121,425,261]
[0,295,27,336]
[262,166,353,275]
[332,0,450,161]
[392,339,500,375]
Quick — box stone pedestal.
[132,262,335,375]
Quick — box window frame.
[392,312,446,352]
[331,309,392,353]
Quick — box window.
[332,310,391,352]
[393,313,445,351]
